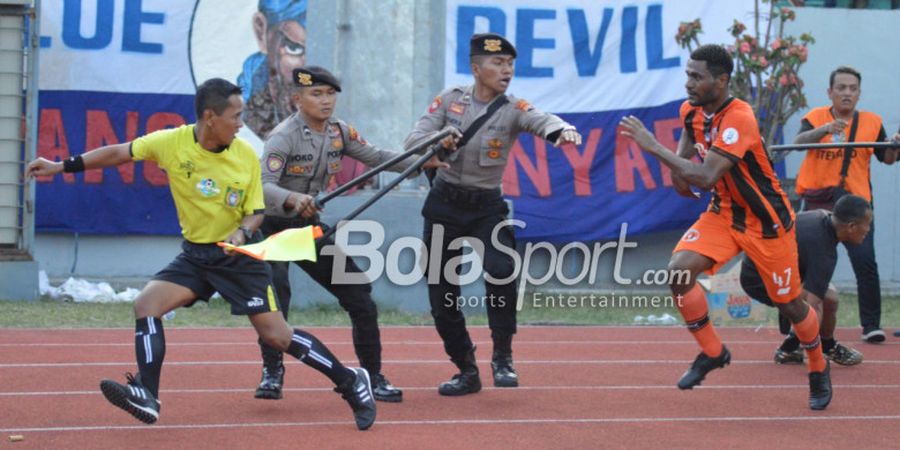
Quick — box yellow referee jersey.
[131,125,264,243]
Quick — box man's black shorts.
[154,241,279,316]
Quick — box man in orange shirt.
[620,44,831,410]
[794,66,900,343]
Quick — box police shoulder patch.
[266,153,285,173]
[515,99,535,112]
[428,96,443,113]
[347,125,366,145]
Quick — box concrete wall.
[30,4,900,307]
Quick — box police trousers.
[261,215,383,375]
[422,179,518,361]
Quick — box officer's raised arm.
[511,98,582,147]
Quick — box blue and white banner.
[35,0,301,234]
[36,0,760,240]
[446,0,757,242]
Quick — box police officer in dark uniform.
[255,66,447,403]
[741,195,871,366]
[404,34,582,396]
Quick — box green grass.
[2,292,898,329]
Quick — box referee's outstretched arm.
[26,142,133,178]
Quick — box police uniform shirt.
[404,84,571,189]
[741,210,839,303]
[261,113,418,217]
[130,125,265,243]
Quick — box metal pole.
[770,142,899,152]
[315,128,452,207]
[320,143,441,240]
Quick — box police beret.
[469,33,517,58]
[293,66,341,92]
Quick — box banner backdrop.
[36,0,300,234]
[36,0,760,241]
[445,0,759,242]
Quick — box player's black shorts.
[739,262,775,307]
[154,240,279,316]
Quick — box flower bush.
[676,0,814,159]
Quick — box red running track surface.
[1,326,898,449]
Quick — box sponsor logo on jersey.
[196,178,220,197]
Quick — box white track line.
[3,340,897,347]
[3,415,900,433]
[3,384,900,397]
[0,325,740,331]
[3,359,900,368]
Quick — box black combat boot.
[491,351,519,387]
[438,347,481,396]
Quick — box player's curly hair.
[690,44,733,81]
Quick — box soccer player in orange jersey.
[619,44,831,410]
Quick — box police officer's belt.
[433,178,502,206]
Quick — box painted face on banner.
[190,0,307,140]
[267,20,307,88]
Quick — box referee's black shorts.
[154,241,279,316]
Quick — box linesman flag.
[217,226,322,262]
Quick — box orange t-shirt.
[680,98,795,239]
[795,107,888,202]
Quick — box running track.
[1,326,898,449]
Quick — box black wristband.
[62,155,85,173]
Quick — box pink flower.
[779,74,789,86]
[740,42,751,53]
[799,46,808,62]
[771,38,782,50]
[759,56,768,68]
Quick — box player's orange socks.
[792,307,826,373]
[676,284,723,357]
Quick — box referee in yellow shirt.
[25,78,376,431]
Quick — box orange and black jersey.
[680,98,795,239]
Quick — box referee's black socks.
[135,316,165,398]
[286,329,354,386]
